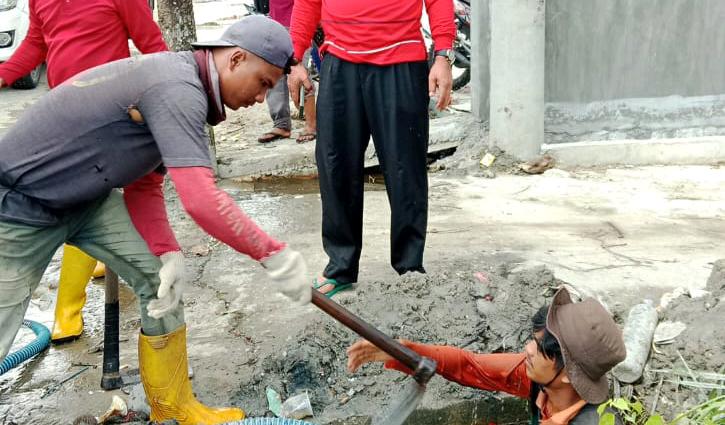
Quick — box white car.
[0,0,43,89]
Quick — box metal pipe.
[311,289,436,384]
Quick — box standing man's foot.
[313,276,353,298]
[258,128,291,143]
[400,266,426,276]
[296,131,316,144]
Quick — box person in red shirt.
[347,288,627,425]
[287,0,456,296]
[0,0,168,343]
[257,0,317,144]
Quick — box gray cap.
[192,15,293,70]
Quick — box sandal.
[296,132,316,144]
[313,277,353,298]
[258,131,289,144]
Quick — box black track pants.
[316,55,429,284]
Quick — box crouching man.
[0,16,309,425]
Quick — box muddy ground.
[635,259,725,420]
[1,166,723,425]
[231,261,562,425]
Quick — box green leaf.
[598,402,610,416]
[599,412,616,425]
[612,398,631,412]
[645,415,665,425]
[632,401,644,415]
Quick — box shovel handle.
[311,289,434,382]
[101,269,122,390]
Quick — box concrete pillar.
[471,0,490,122]
[489,0,545,160]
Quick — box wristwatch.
[435,49,455,66]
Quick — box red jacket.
[0,0,167,88]
[289,0,455,65]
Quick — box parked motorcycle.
[424,0,471,91]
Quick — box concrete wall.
[470,0,490,121]
[545,0,725,103]
[488,0,545,160]
[473,0,725,117]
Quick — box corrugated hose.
[0,319,51,375]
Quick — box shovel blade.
[373,378,426,425]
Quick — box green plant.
[671,393,725,425]
[597,398,666,425]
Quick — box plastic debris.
[688,288,710,299]
[653,321,687,345]
[479,153,496,168]
[658,287,687,309]
[98,395,128,424]
[520,154,555,175]
[266,387,283,417]
[280,392,313,420]
[613,300,659,383]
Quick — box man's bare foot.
[296,131,316,143]
[258,128,291,143]
[314,277,335,294]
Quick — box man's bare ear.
[560,372,570,384]
[230,49,247,70]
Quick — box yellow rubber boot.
[51,245,96,343]
[139,326,245,425]
[92,262,106,279]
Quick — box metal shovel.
[311,289,436,425]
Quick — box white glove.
[262,247,311,305]
[147,251,186,319]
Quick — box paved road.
[0,73,49,137]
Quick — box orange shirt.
[385,343,587,425]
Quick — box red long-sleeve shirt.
[289,0,455,65]
[124,167,285,261]
[386,343,589,425]
[0,0,167,88]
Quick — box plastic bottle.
[612,300,658,383]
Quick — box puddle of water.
[331,397,529,425]
[216,174,389,236]
[219,175,322,195]
[219,175,387,195]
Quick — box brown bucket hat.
[546,287,627,404]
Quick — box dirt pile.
[231,259,564,423]
[636,259,725,419]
